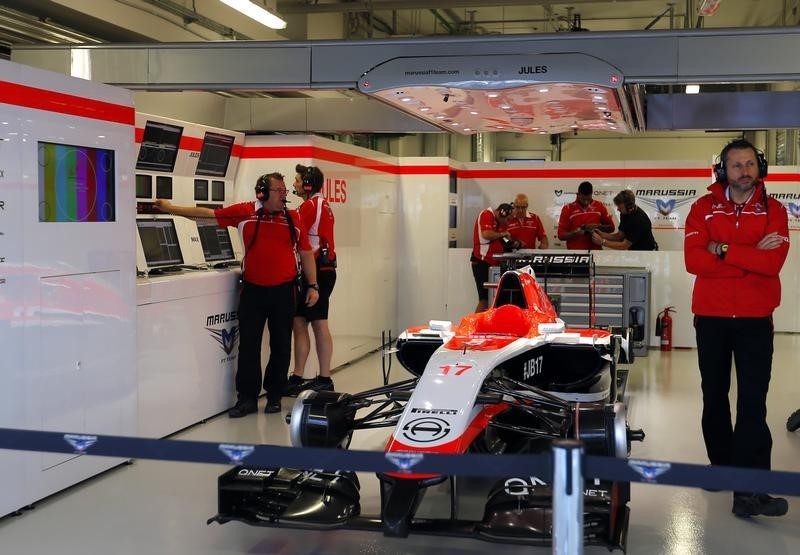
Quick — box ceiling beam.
[277,0,642,14]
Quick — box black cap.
[497,203,513,217]
[295,164,309,175]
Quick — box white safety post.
[552,439,584,555]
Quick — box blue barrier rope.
[1,427,799,496]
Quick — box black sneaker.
[282,374,310,397]
[228,398,257,418]
[307,376,334,392]
[264,400,282,414]
[732,493,789,517]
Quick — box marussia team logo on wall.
[207,326,239,355]
[636,189,697,217]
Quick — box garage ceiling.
[0,0,795,51]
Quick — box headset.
[296,164,324,194]
[497,203,513,218]
[713,139,768,183]
[254,174,270,201]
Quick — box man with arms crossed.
[685,139,789,517]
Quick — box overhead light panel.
[685,84,700,94]
[219,0,286,30]
[358,53,634,135]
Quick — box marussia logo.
[638,196,695,216]
[788,202,800,218]
[554,190,563,197]
[207,326,239,355]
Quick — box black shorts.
[296,269,336,321]
[471,259,489,301]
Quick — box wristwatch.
[307,283,320,291]
[718,243,728,260]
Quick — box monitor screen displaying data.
[136,218,184,268]
[195,132,235,177]
[136,121,183,173]
[196,222,236,264]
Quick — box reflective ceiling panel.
[358,53,633,135]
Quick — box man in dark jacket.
[684,139,789,518]
[591,190,657,251]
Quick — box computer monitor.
[136,120,183,173]
[195,132,235,178]
[136,174,153,198]
[38,141,116,222]
[136,217,184,270]
[194,179,209,201]
[155,175,173,199]
[196,222,237,266]
[211,180,225,202]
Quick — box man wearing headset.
[685,139,789,518]
[283,165,338,396]
[591,190,657,250]
[471,202,514,313]
[154,172,319,417]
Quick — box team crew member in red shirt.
[471,203,513,312]
[155,173,319,418]
[557,181,614,250]
[284,165,338,396]
[685,139,789,518]
[506,193,549,250]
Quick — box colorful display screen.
[38,142,116,222]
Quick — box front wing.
[208,466,629,550]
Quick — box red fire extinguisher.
[655,307,675,351]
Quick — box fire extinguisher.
[655,307,675,351]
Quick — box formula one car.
[209,266,645,549]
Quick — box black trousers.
[695,315,774,470]
[236,280,295,404]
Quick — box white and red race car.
[210,267,644,549]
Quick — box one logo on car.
[401,417,451,443]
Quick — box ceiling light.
[685,84,700,94]
[219,0,287,30]
[419,107,431,112]
[487,93,499,98]
[401,97,412,102]
[539,88,549,93]
[500,105,511,109]
[469,111,479,115]
[593,95,604,101]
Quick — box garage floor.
[2,336,800,554]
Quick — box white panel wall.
[0,59,137,517]
[396,158,451,331]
